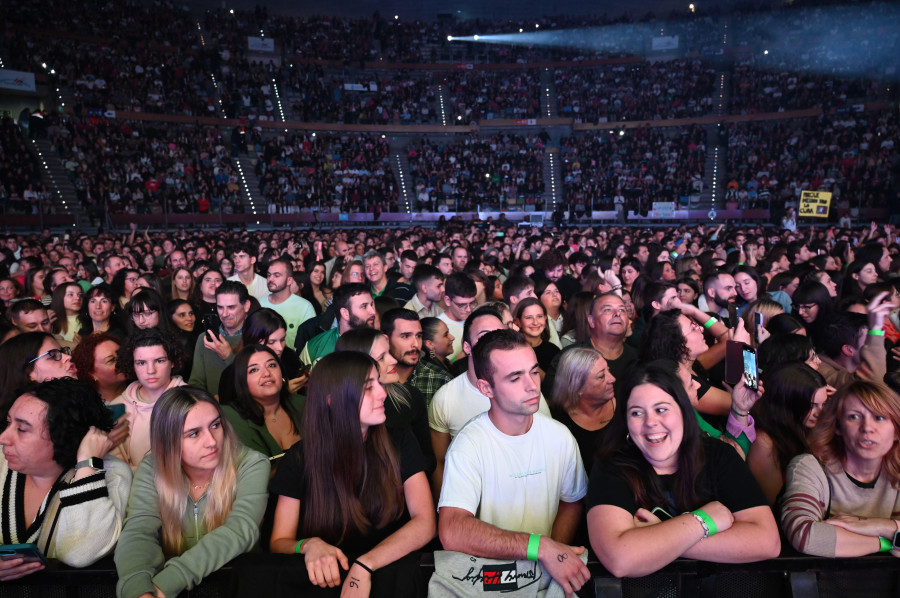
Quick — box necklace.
[191,481,210,492]
[268,408,280,423]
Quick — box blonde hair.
[551,348,605,411]
[150,386,239,557]
[810,381,900,488]
[741,298,784,347]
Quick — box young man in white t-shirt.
[438,329,589,597]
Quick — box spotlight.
[473,35,479,40]
[447,35,453,41]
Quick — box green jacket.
[222,394,306,458]
[115,447,270,598]
[188,330,241,396]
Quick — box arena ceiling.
[180,0,745,20]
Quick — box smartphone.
[727,303,738,329]
[754,312,764,329]
[206,330,216,342]
[651,506,674,521]
[296,362,312,377]
[0,544,46,565]
[107,403,126,420]
[725,341,759,391]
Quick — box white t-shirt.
[428,372,551,438]
[439,412,587,536]
[228,273,268,301]
[259,293,317,348]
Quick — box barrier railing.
[6,549,899,598]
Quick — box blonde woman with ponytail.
[115,386,270,598]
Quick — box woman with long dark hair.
[78,283,125,341]
[586,360,780,577]
[335,328,434,476]
[49,281,84,345]
[115,387,270,598]
[268,351,434,596]
[747,362,828,505]
[222,344,304,458]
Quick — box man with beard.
[383,308,452,408]
[699,272,739,322]
[300,283,375,365]
[259,258,316,349]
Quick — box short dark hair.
[16,378,114,469]
[230,242,256,259]
[472,329,530,385]
[381,308,419,337]
[116,328,185,380]
[502,275,535,304]
[241,308,286,346]
[215,280,250,304]
[400,250,418,263]
[333,282,372,315]
[9,298,46,322]
[444,272,476,300]
[267,257,294,278]
[463,304,504,348]
[411,264,443,291]
[819,312,867,359]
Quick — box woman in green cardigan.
[221,345,304,460]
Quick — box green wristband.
[295,539,306,554]
[869,329,885,337]
[880,537,892,552]
[703,317,717,330]
[692,509,718,537]
[526,534,541,561]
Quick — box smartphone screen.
[754,312,764,328]
[742,345,759,391]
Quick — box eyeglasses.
[795,303,817,312]
[450,299,478,313]
[132,309,158,321]
[26,346,72,365]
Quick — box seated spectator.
[8,298,52,334]
[782,381,900,557]
[267,351,434,595]
[115,387,270,598]
[221,345,304,459]
[587,360,780,578]
[0,378,132,580]
[109,329,187,471]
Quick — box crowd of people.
[560,125,707,214]
[407,133,547,212]
[1,217,900,595]
[254,132,400,214]
[724,112,900,213]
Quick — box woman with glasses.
[72,333,128,403]
[125,288,173,336]
[109,329,187,471]
[112,268,141,310]
[0,332,78,415]
[191,268,223,334]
